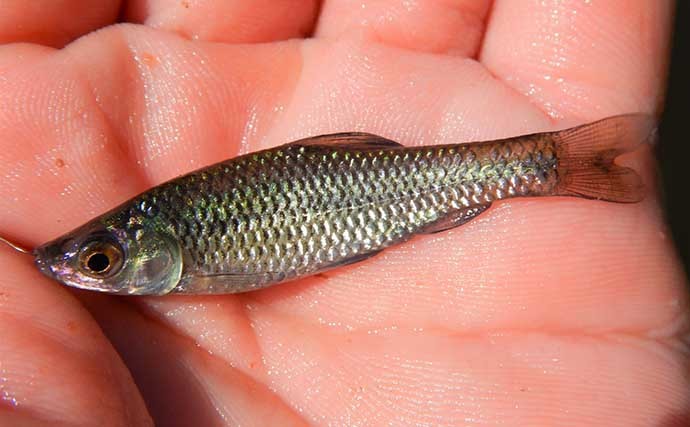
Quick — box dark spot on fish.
[181,0,190,8]
[315,273,329,279]
[55,158,65,168]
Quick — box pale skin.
[0,1,687,426]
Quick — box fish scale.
[32,115,652,295]
[154,140,551,289]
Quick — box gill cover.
[121,229,183,295]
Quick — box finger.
[124,0,320,43]
[0,252,151,425]
[0,24,302,244]
[0,1,120,47]
[480,0,674,118]
[247,313,689,425]
[79,294,309,426]
[263,38,549,147]
[315,0,493,56]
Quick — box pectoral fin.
[420,204,491,234]
[173,271,282,294]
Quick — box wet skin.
[0,1,687,426]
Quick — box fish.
[24,114,653,295]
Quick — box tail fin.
[554,114,656,203]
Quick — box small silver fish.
[22,114,652,295]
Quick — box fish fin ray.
[555,114,654,203]
[175,272,279,294]
[293,132,403,150]
[420,204,491,234]
[327,249,384,269]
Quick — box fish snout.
[33,245,61,279]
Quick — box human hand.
[0,1,687,426]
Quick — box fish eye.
[87,252,111,273]
[79,240,124,277]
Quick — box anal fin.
[421,204,491,234]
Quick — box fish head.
[33,218,183,296]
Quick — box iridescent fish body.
[33,115,653,295]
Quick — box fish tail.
[554,114,656,203]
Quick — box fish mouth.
[33,249,55,279]
[32,245,67,281]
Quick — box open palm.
[1,1,687,426]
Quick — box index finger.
[480,0,674,119]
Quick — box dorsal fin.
[292,132,403,150]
